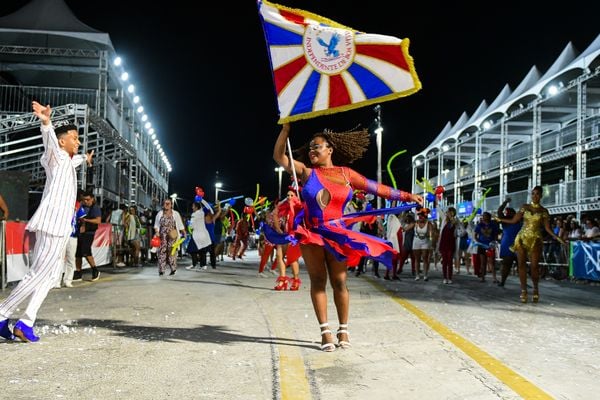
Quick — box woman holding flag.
[273,123,422,351]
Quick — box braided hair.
[293,128,370,166]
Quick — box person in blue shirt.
[496,199,522,287]
[474,212,499,282]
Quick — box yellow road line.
[367,279,553,400]
[268,314,312,399]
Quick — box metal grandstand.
[412,36,600,220]
[0,0,169,210]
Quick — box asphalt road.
[1,251,599,399]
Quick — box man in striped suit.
[0,101,93,343]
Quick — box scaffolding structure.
[412,38,600,221]
[0,1,169,210]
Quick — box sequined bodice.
[301,167,353,226]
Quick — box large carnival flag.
[258,0,422,123]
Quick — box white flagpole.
[286,138,301,198]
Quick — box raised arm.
[273,123,309,181]
[497,198,509,217]
[495,205,524,224]
[346,168,423,204]
[32,101,62,159]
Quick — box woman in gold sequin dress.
[496,186,564,303]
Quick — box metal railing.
[0,84,97,114]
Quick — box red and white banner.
[4,222,112,282]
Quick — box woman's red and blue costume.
[266,166,415,269]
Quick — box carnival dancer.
[271,189,303,291]
[495,186,564,303]
[273,123,422,351]
[0,101,93,342]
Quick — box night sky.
[3,0,600,204]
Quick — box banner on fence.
[570,240,600,281]
[5,222,112,283]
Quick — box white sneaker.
[116,262,126,267]
[443,279,448,284]
[414,275,420,281]
[268,269,278,275]
[63,282,73,288]
[448,280,453,284]
[258,272,268,278]
[202,266,207,270]
[185,265,195,270]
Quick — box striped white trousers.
[0,231,69,326]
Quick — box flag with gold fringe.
[257,0,422,124]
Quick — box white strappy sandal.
[337,323,351,349]
[319,322,336,352]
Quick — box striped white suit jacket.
[26,123,86,237]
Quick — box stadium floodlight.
[113,56,122,66]
[120,72,129,81]
[547,85,558,96]
[133,96,140,104]
[482,121,492,130]
[137,106,144,113]
[148,128,154,135]
[151,134,156,140]
[127,84,135,93]
[144,122,151,129]
[141,114,148,122]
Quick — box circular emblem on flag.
[303,25,355,75]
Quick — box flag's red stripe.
[279,9,307,26]
[356,44,409,71]
[274,56,308,95]
[329,74,351,108]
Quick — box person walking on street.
[74,192,102,282]
[0,101,93,342]
[496,198,522,287]
[154,198,185,276]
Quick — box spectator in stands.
[1,101,93,342]
[567,220,582,241]
[496,186,565,303]
[583,218,600,240]
[0,193,9,221]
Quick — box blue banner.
[570,241,600,281]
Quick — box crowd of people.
[1,106,599,348]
